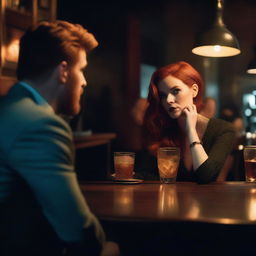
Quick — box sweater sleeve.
[8,116,105,255]
[194,119,236,184]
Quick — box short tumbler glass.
[114,152,135,179]
[244,145,256,182]
[157,147,180,184]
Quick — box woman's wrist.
[188,129,199,143]
[190,141,201,148]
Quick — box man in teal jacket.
[0,20,118,256]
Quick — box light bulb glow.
[247,69,256,74]
[192,45,240,57]
[245,109,252,117]
[213,45,221,52]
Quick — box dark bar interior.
[57,0,256,181]
[1,0,256,255]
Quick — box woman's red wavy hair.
[143,61,204,156]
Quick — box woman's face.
[158,75,198,119]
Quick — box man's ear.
[58,61,68,83]
[192,83,199,98]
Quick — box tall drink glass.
[157,147,180,184]
[244,145,256,182]
[114,152,135,179]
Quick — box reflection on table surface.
[80,181,256,225]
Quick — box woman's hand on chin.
[178,104,198,134]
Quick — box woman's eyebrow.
[167,85,179,90]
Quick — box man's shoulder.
[0,84,71,144]
[1,83,65,124]
[3,95,50,125]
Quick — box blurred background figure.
[199,97,217,119]
[220,105,244,137]
[217,104,245,181]
[130,98,149,126]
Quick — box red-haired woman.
[142,61,235,183]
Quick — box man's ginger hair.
[17,20,98,80]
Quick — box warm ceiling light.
[192,0,240,57]
[247,48,256,74]
[247,68,256,75]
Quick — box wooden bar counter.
[80,181,256,225]
[80,181,256,256]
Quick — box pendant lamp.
[192,0,240,57]
[247,47,256,74]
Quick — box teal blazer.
[0,83,105,255]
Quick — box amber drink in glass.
[114,152,135,179]
[244,146,256,182]
[157,147,180,184]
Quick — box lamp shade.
[192,25,240,57]
[192,0,240,57]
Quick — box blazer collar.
[13,82,54,114]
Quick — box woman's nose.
[167,93,174,103]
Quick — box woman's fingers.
[184,104,197,113]
[192,104,196,110]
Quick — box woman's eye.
[172,88,180,95]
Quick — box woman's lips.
[168,107,178,112]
